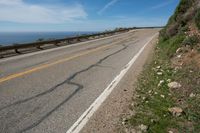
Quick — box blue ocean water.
[0,31,97,46]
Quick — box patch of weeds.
[182,35,199,47]
[159,28,169,41]
[158,34,185,58]
[126,34,200,132]
[179,25,189,34]
[195,9,200,30]
[127,48,179,132]
[173,63,200,132]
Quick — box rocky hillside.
[161,0,200,38]
[122,0,200,132]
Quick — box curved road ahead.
[0,29,159,133]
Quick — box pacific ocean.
[0,31,97,46]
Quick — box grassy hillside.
[122,0,200,132]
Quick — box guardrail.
[0,29,130,54]
[0,27,163,58]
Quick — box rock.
[122,121,126,125]
[168,82,181,89]
[160,94,165,98]
[168,107,183,117]
[142,97,146,100]
[138,124,148,132]
[157,72,163,75]
[177,54,182,58]
[176,48,182,53]
[167,79,171,83]
[154,92,158,95]
[158,80,164,87]
[156,66,161,69]
[168,131,173,133]
[122,118,128,125]
[189,93,195,98]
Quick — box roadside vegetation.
[122,0,200,132]
[195,9,200,30]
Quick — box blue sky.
[0,0,180,32]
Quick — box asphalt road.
[0,29,159,133]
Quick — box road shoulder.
[81,34,158,133]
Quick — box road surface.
[0,29,159,133]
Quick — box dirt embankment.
[121,0,200,132]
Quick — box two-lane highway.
[0,29,159,133]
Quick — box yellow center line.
[0,43,117,84]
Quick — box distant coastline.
[0,31,98,46]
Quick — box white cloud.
[98,0,119,15]
[0,0,87,23]
[151,0,174,10]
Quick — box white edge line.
[0,30,136,63]
[66,32,159,133]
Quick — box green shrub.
[195,9,200,30]
[159,28,169,41]
[166,23,179,37]
[182,35,199,47]
[180,25,189,33]
[159,23,180,41]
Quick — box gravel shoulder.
[81,34,158,133]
